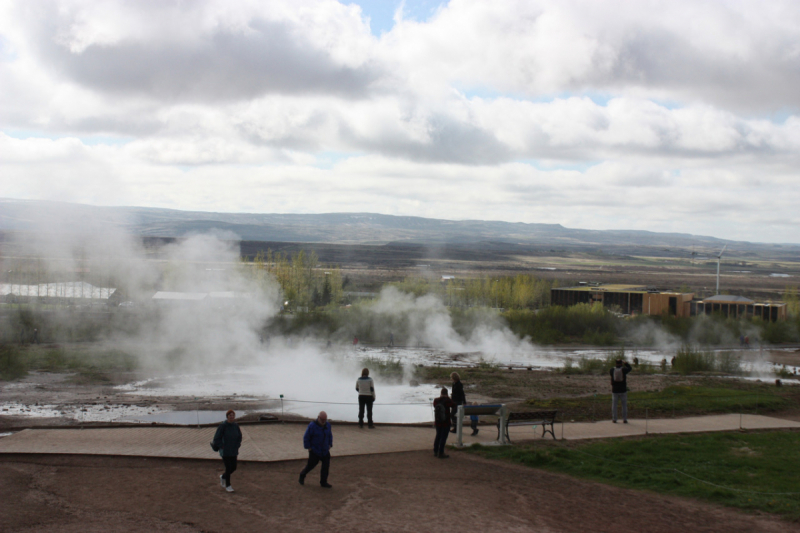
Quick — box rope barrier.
[280,398,432,406]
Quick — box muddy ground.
[1,451,796,533]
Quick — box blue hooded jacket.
[212,420,242,457]
[303,419,333,456]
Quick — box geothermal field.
[3,224,800,533]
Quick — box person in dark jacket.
[212,409,243,492]
[433,388,456,458]
[450,372,466,433]
[610,359,632,424]
[299,411,333,488]
[356,368,376,429]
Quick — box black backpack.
[434,400,447,424]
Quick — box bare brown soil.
[1,451,796,533]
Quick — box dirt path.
[1,452,794,533]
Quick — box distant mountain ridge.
[0,198,797,257]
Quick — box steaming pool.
[2,346,794,426]
[110,345,795,424]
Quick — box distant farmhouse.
[551,284,786,321]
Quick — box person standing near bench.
[610,359,632,424]
[433,388,456,458]
[212,409,242,493]
[299,411,333,488]
[450,372,466,433]
[356,368,376,429]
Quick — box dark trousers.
[300,451,330,484]
[358,395,374,424]
[433,425,450,456]
[450,401,464,431]
[222,455,237,487]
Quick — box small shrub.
[672,345,715,375]
[716,351,742,374]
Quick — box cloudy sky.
[1,0,799,243]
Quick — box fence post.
[280,394,284,421]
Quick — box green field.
[468,431,800,520]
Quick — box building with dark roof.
[551,284,786,321]
[694,295,786,321]
[550,284,694,317]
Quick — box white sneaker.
[226,485,234,493]
[220,475,225,488]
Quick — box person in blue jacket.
[299,411,333,488]
[212,409,243,492]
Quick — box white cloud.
[1,0,800,243]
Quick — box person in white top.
[356,368,376,428]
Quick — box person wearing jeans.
[610,359,632,423]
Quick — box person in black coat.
[212,409,243,492]
[450,372,466,433]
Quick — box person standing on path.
[299,411,333,488]
[433,388,456,458]
[356,368,376,429]
[450,372,466,433]
[212,409,242,493]
[610,359,632,424]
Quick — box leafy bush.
[672,345,715,374]
[503,304,619,345]
[760,319,796,344]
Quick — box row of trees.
[392,274,555,309]
[251,250,344,310]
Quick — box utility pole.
[715,245,727,295]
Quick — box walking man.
[212,409,242,493]
[299,411,333,488]
[610,359,632,424]
[433,388,456,458]
[356,368,376,428]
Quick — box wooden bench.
[497,410,558,442]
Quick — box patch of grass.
[467,431,800,521]
[66,369,113,384]
[0,343,27,380]
[673,345,743,375]
[560,348,624,375]
[0,344,138,377]
[361,356,404,381]
[525,385,789,421]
